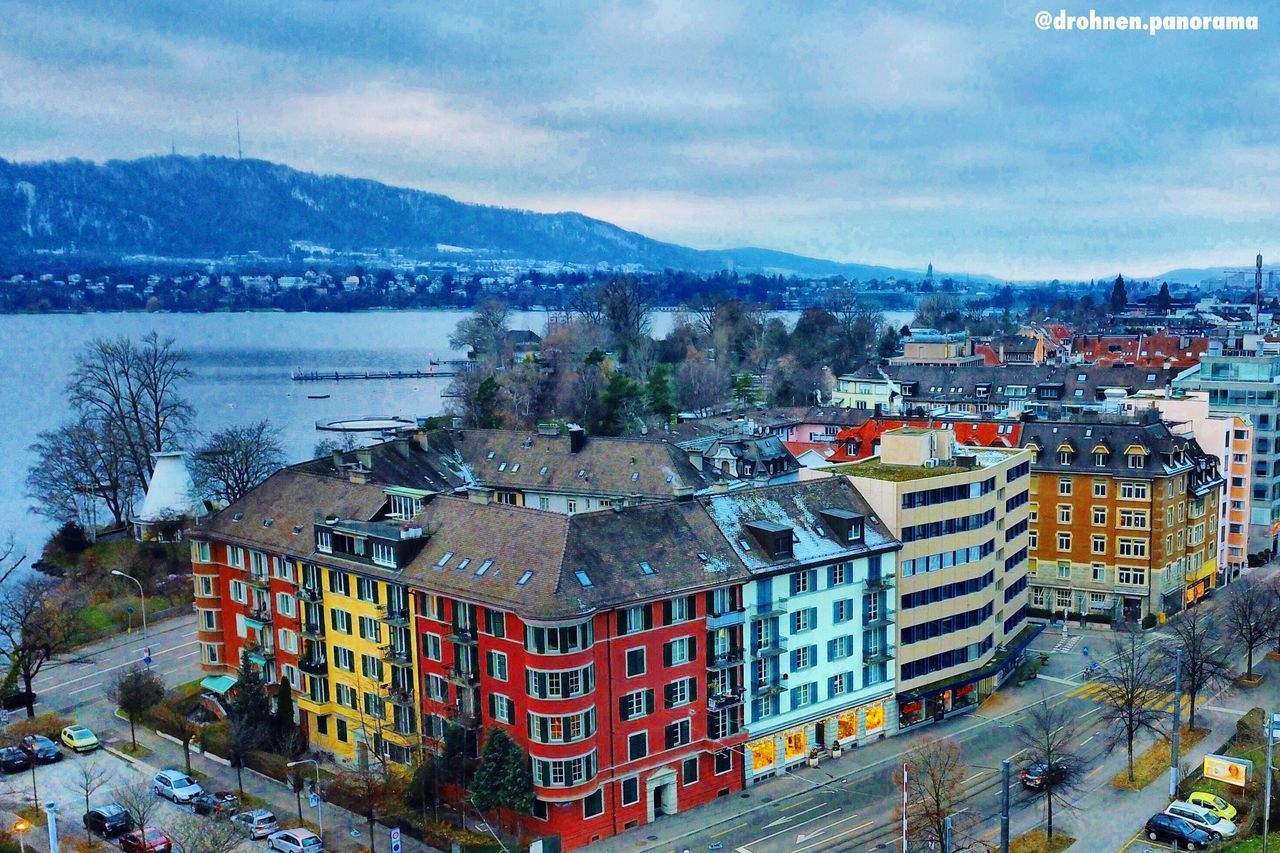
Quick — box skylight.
[631,472,639,481]
[498,463,507,472]
[511,463,520,473]
[291,524,304,535]
[517,570,534,586]
[540,466,548,476]
[639,561,654,575]
[476,559,493,577]
[487,451,495,459]
[232,512,244,522]
[739,538,753,551]
[435,551,454,568]
[262,518,274,528]
[457,558,471,571]
[577,469,586,478]
[574,570,593,588]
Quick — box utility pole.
[1258,254,1264,334]
[943,815,953,853]
[1000,759,1011,853]
[1265,712,1278,853]
[1170,647,1183,799]
[236,111,243,160]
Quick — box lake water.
[0,308,912,560]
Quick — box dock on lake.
[292,362,471,381]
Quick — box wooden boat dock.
[292,362,471,382]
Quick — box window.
[790,571,813,595]
[229,580,247,604]
[372,543,396,568]
[665,719,691,749]
[1119,509,1148,529]
[619,605,652,636]
[483,608,506,638]
[1058,478,1072,495]
[665,636,695,666]
[1057,532,1071,551]
[489,694,514,725]
[335,718,348,742]
[1092,507,1106,526]
[316,532,332,554]
[833,599,853,623]
[486,651,508,681]
[193,541,211,563]
[621,777,640,806]
[356,577,379,603]
[619,689,653,721]
[1117,566,1147,586]
[682,756,699,785]
[791,608,815,633]
[1118,538,1148,558]
[1056,589,1072,609]
[422,634,441,662]
[829,563,848,586]
[583,789,604,819]
[1093,479,1107,497]
[1128,454,1144,469]
[335,684,357,709]
[1057,561,1071,579]
[1029,531,1038,549]
[363,692,385,719]
[626,648,646,677]
[715,750,733,775]
[1120,481,1149,500]
[330,609,352,635]
[333,647,354,672]
[1057,505,1071,524]
[1092,534,1106,554]
[664,677,694,708]
[566,499,577,513]
[791,645,814,670]
[327,570,350,596]
[664,596,693,625]
[790,682,816,709]
[358,616,382,642]
[1091,563,1106,582]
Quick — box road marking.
[1081,734,1095,746]
[710,822,747,839]
[793,818,872,853]
[735,807,840,853]
[1036,674,1078,685]
[960,771,988,785]
[1006,748,1027,761]
[37,641,198,691]
[761,804,825,829]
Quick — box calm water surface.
[0,308,911,560]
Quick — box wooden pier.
[292,362,471,382]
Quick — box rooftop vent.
[232,512,244,522]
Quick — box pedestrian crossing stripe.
[1068,682,1192,715]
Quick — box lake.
[0,308,913,560]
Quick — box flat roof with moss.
[824,459,960,481]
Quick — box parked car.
[1020,761,1066,789]
[231,808,279,839]
[19,735,62,763]
[1186,790,1238,821]
[1144,813,1212,850]
[190,791,239,817]
[268,828,323,853]
[0,747,30,773]
[1165,801,1238,840]
[2,691,36,712]
[84,804,135,839]
[60,725,100,752]
[152,769,203,804]
[118,827,171,853]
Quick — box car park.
[1164,801,1237,840]
[267,828,323,853]
[60,725,100,752]
[84,804,135,839]
[1186,791,1238,821]
[119,827,172,853]
[20,735,62,763]
[231,808,279,839]
[152,769,203,804]
[0,747,30,773]
[1144,812,1212,850]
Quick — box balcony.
[707,607,747,631]
[863,612,895,629]
[300,621,325,640]
[754,637,788,657]
[386,684,416,707]
[381,646,414,667]
[707,649,745,670]
[751,677,784,697]
[247,607,274,626]
[247,573,271,589]
[708,718,743,741]
[378,606,411,628]
[244,642,275,666]
[863,647,894,665]
[298,587,323,604]
[865,575,895,592]
[749,600,788,621]
[447,627,479,645]
[445,665,479,686]
[445,705,479,728]
[708,689,744,710]
[299,656,329,675]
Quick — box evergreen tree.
[469,730,508,813]
[498,737,535,817]
[230,651,271,722]
[732,373,758,407]
[595,370,643,436]
[271,677,295,749]
[1110,275,1128,313]
[645,364,676,418]
[1155,281,1172,314]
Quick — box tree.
[447,368,505,429]
[190,420,285,505]
[114,776,162,830]
[1223,576,1277,680]
[645,364,676,418]
[160,813,245,853]
[674,349,730,413]
[1170,605,1233,731]
[893,737,975,851]
[72,757,113,820]
[225,652,271,794]
[1017,699,1088,840]
[26,415,136,529]
[153,700,201,774]
[826,289,882,374]
[108,665,165,748]
[271,677,296,750]
[731,373,758,408]
[1155,281,1172,314]
[875,326,901,361]
[67,332,194,490]
[449,300,510,363]
[1110,275,1128,313]
[0,577,90,717]
[594,370,643,436]
[469,729,533,833]
[1095,633,1171,784]
[330,766,407,853]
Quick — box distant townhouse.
[974,335,1045,366]
[811,427,1037,730]
[831,364,901,413]
[676,432,801,483]
[1071,333,1208,369]
[1020,413,1224,622]
[889,329,984,367]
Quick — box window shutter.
[616,611,627,636]
[665,723,677,750]
[705,591,714,613]
[689,636,697,661]
[664,683,675,709]
[689,678,698,702]
[488,694,496,719]
[643,606,653,630]
[827,638,837,659]
[686,594,697,618]
[619,696,630,722]
[662,600,672,625]
[645,689,655,715]
[663,642,672,667]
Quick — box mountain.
[0,154,959,278]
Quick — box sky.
[1,0,1277,280]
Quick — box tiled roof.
[1017,418,1209,478]
[884,363,1181,406]
[294,438,463,492]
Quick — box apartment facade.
[889,329,984,367]
[1021,415,1224,622]
[824,428,1036,731]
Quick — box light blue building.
[699,478,901,783]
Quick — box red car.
[119,827,171,853]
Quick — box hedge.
[7,713,73,741]
[1027,607,1113,625]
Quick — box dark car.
[119,827,171,853]
[19,735,61,763]
[190,791,239,817]
[1144,813,1212,850]
[0,747,30,773]
[1020,761,1066,789]
[84,804,135,839]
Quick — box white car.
[231,809,279,839]
[152,769,203,804]
[1165,800,1238,840]
[267,828,323,853]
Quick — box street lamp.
[110,570,148,640]
[12,818,28,853]
[287,758,323,843]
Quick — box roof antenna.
[1257,253,1264,334]
[236,111,243,160]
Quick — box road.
[31,613,201,722]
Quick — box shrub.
[6,713,73,741]
[0,830,21,853]
[1142,613,1158,630]
[246,750,291,782]
[201,720,231,757]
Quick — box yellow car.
[1186,791,1237,821]
[59,725,100,753]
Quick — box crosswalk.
[1068,681,1192,715]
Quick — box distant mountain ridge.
[0,154,972,279]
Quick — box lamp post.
[288,758,323,843]
[12,818,28,853]
[111,570,148,640]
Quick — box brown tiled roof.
[293,438,463,492]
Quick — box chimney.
[466,486,494,505]
[393,437,411,458]
[567,424,586,453]
[357,448,373,469]
[331,451,343,472]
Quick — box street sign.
[143,655,152,667]
[1,710,10,726]
[1082,645,1090,657]
[390,827,401,853]
[309,794,320,808]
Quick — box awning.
[896,622,1044,703]
[200,675,238,696]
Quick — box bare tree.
[446,366,506,429]
[0,536,25,588]
[72,757,114,816]
[161,813,244,853]
[674,349,730,414]
[153,701,201,774]
[26,415,136,528]
[189,420,285,505]
[449,300,510,363]
[0,577,90,716]
[1222,576,1277,680]
[893,737,978,851]
[1095,633,1171,784]
[826,288,883,374]
[114,775,162,829]
[1017,699,1089,840]
[1170,606,1233,731]
[67,332,194,489]
[592,276,651,362]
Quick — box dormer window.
[317,530,332,554]
[1094,452,1107,466]
[1057,450,1072,465]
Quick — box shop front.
[745,697,895,783]
[1185,559,1216,606]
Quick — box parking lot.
[0,745,269,853]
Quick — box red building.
[825,418,1025,463]
[1071,333,1208,368]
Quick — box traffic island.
[1009,828,1074,853]
[1110,725,1209,790]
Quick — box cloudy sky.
[2,0,1276,279]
